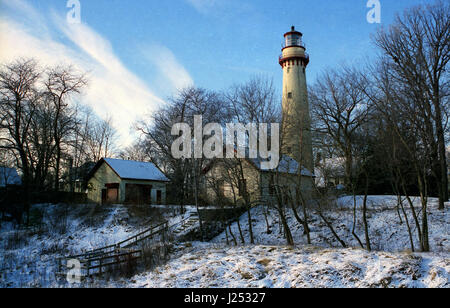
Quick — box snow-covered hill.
[211,195,448,252]
[122,243,449,288]
[0,203,188,288]
[118,195,448,288]
[0,196,448,288]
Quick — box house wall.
[204,160,314,205]
[204,160,262,205]
[87,163,167,204]
[87,163,121,204]
[260,172,314,202]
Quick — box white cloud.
[1,0,49,34]
[141,44,194,92]
[185,0,218,14]
[0,0,194,147]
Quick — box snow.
[0,195,448,288]
[211,195,449,252]
[0,203,184,287]
[117,195,448,288]
[104,158,169,181]
[123,244,449,288]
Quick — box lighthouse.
[279,26,314,173]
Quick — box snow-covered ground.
[0,203,187,287]
[0,196,448,288]
[122,243,449,288]
[115,195,448,288]
[212,195,449,252]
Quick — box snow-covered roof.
[0,167,22,187]
[103,158,169,182]
[249,155,314,177]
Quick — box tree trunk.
[418,174,430,252]
[399,197,415,252]
[247,208,254,244]
[228,225,237,246]
[352,194,365,249]
[362,183,371,252]
[318,211,347,248]
[236,219,245,244]
[263,205,271,234]
[289,192,309,234]
[54,145,61,191]
[433,88,448,207]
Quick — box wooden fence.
[58,218,192,279]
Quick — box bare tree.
[373,0,450,209]
[43,65,87,190]
[137,86,230,212]
[227,76,280,125]
[118,139,151,162]
[0,59,40,192]
[87,115,117,162]
[225,76,281,244]
[364,59,432,251]
[309,66,371,188]
[1,58,92,203]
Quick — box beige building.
[86,158,169,205]
[203,156,314,205]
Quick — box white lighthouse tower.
[279,26,314,173]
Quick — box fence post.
[87,260,90,277]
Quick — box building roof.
[90,158,170,182]
[249,155,314,177]
[0,167,22,187]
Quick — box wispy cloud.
[185,0,218,14]
[1,0,49,34]
[0,0,193,147]
[141,44,194,92]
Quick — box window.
[287,92,293,99]
[285,33,301,47]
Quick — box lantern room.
[279,26,309,67]
[284,26,304,48]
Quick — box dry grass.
[256,258,271,266]
[239,271,253,280]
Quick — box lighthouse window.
[286,34,301,47]
[288,92,293,99]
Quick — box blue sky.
[0,0,430,145]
